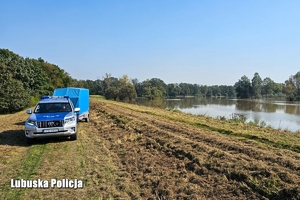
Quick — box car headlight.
[64,116,75,124]
[27,120,37,126]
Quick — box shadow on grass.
[0,129,28,146]
[14,121,26,126]
[0,129,73,146]
[32,137,73,145]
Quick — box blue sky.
[1,0,299,85]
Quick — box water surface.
[136,97,300,132]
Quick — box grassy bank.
[103,98,300,154]
[0,97,299,199]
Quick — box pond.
[135,97,300,132]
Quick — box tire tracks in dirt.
[105,101,300,170]
[90,101,266,199]
[104,102,300,173]
[91,99,300,199]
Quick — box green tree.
[292,71,300,96]
[149,78,167,97]
[274,83,284,97]
[119,84,136,100]
[226,86,236,98]
[141,79,154,99]
[132,78,143,97]
[179,83,190,96]
[100,74,137,100]
[261,77,276,97]
[191,84,201,96]
[200,85,208,97]
[0,65,30,113]
[118,75,137,100]
[234,75,251,98]
[100,73,119,96]
[105,86,119,100]
[167,83,178,97]
[211,85,221,97]
[139,78,167,99]
[25,58,52,96]
[251,72,262,98]
[284,76,297,100]
[0,48,77,113]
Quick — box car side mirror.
[26,109,32,114]
[74,108,80,112]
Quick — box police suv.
[25,96,80,144]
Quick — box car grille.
[37,120,64,128]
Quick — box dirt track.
[1,97,300,199]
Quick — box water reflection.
[135,97,300,132]
[235,99,279,113]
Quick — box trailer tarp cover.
[53,87,89,115]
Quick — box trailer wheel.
[85,116,89,122]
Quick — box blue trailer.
[53,87,90,122]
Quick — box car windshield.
[34,103,72,113]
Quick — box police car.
[24,96,80,144]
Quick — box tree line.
[0,49,73,113]
[95,74,236,100]
[85,72,300,101]
[234,72,300,100]
[1,48,300,113]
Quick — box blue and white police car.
[24,96,80,144]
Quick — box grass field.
[0,97,300,199]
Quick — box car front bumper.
[25,123,77,139]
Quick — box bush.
[0,79,30,114]
[30,96,40,106]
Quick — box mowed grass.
[102,98,300,154]
[0,105,128,199]
[0,97,300,199]
[91,98,300,199]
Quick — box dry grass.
[0,97,299,199]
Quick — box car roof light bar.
[41,96,69,100]
[41,96,51,100]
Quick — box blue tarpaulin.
[53,87,89,115]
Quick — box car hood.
[28,112,74,121]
